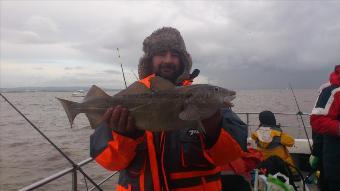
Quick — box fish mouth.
[224,95,236,103]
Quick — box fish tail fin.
[57,98,80,128]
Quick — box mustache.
[159,63,176,70]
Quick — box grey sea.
[0,89,318,190]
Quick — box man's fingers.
[105,105,137,134]
[118,108,128,131]
[111,105,122,129]
[126,116,135,132]
[102,107,114,122]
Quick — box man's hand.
[102,105,144,138]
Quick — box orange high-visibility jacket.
[221,148,263,181]
[90,74,242,191]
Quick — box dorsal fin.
[114,81,151,97]
[150,76,176,91]
[83,85,110,102]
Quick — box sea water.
[0,89,318,190]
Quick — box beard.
[154,63,181,83]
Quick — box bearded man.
[90,27,242,191]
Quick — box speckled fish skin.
[57,77,236,132]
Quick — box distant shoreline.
[0,87,316,93]
[0,87,121,93]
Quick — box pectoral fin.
[179,104,200,121]
[197,108,219,120]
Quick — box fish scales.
[57,77,236,132]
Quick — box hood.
[330,65,340,86]
[138,27,192,84]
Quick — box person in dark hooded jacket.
[310,65,340,191]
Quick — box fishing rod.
[130,69,139,80]
[116,48,127,88]
[0,93,103,191]
[288,83,312,152]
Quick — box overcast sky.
[1,1,339,89]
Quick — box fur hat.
[138,27,192,83]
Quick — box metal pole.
[246,113,250,133]
[253,169,259,191]
[72,168,77,191]
[130,69,139,80]
[288,83,313,152]
[19,158,93,191]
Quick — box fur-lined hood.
[138,27,192,84]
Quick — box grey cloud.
[2,15,61,45]
[25,15,59,34]
[179,2,340,89]
[198,64,333,90]
[1,1,340,89]
[70,20,156,68]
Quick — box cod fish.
[57,76,236,132]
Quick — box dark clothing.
[221,175,251,191]
[221,108,248,151]
[311,131,323,157]
[311,131,328,191]
[322,136,340,191]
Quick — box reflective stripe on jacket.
[90,74,242,191]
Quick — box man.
[310,65,340,191]
[90,27,242,191]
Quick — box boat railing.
[237,111,310,127]
[19,157,118,191]
[19,111,311,191]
